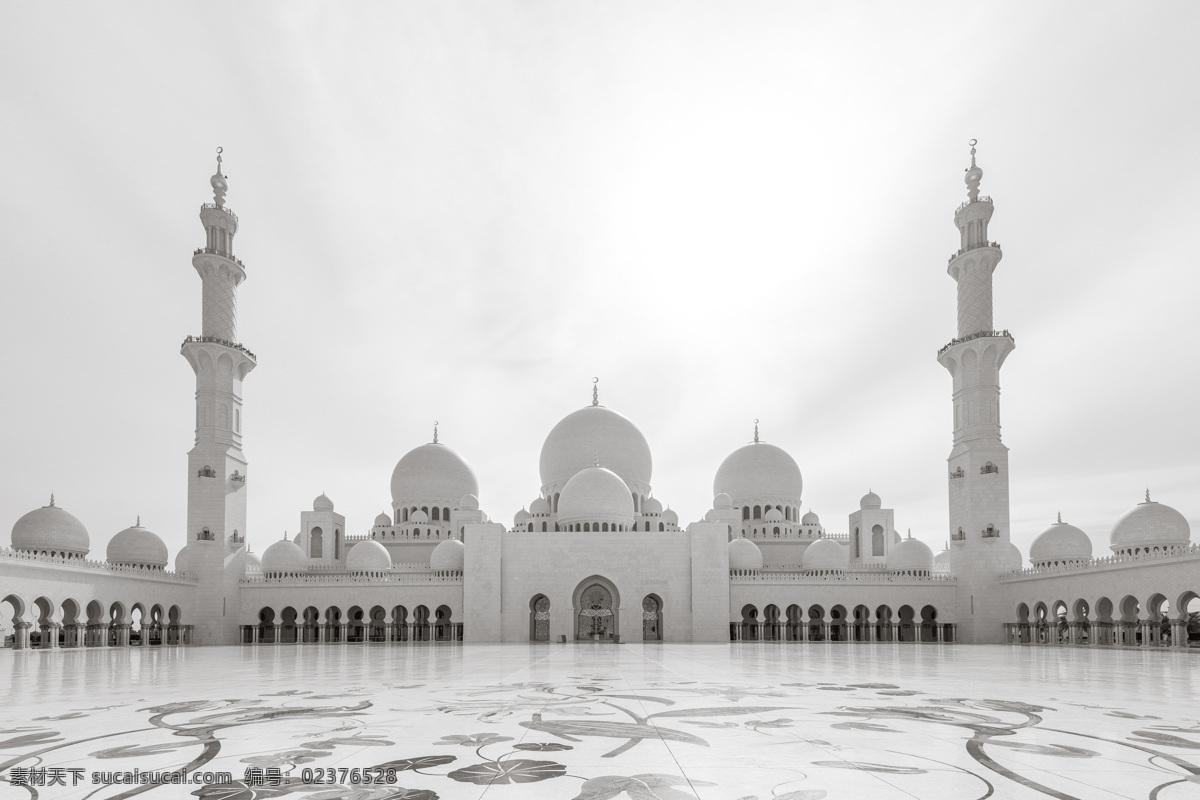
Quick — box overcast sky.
[3,3,1199,565]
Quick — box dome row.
[10,500,168,569]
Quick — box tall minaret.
[936,141,1014,644]
[181,149,256,645]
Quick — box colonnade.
[9,622,194,649]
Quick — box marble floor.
[1,643,1199,799]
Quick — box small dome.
[1000,541,1023,571]
[106,523,169,568]
[933,543,951,570]
[802,538,847,571]
[390,443,479,506]
[226,548,261,579]
[373,512,392,527]
[729,538,763,571]
[261,538,308,575]
[11,500,90,557]
[888,534,934,573]
[514,508,531,526]
[292,531,302,544]
[175,544,199,576]
[643,497,663,515]
[540,405,653,495]
[713,492,733,509]
[662,507,678,525]
[410,509,429,524]
[801,510,820,525]
[557,466,635,528]
[459,493,479,510]
[1109,495,1191,552]
[860,490,881,510]
[530,496,550,516]
[1030,517,1093,564]
[346,539,392,572]
[430,538,465,572]
[713,442,803,504]
[313,493,334,512]
[764,507,784,523]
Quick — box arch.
[324,605,343,642]
[431,506,440,521]
[742,506,750,520]
[897,605,915,642]
[739,604,760,642]
[642,594,663,642]
[785,603,803,641]
[871,524,885,556]
[299,606,319,643]
[310,526,324,558]
[575,577,619,641]
[434,605,454,641]
[919,605,938,642]
[1180,592,1200,647]
[829,605,847,642]
[390,605,409,642]
[807,604,826,641]
[875,604,893,642]
[658,522,665,532]
[413,605,431,641]
[61,598,81,626]
[347,606,365,643]
[763,604,781,641]
[753,505,762,520]
[852,604,871,642]
[258,607,276,643]
[281,606,299,643]
[87,599,105,625]
[854,527,860,559]
[530,594,551,642]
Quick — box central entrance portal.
[576,582,615,641]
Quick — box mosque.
[2,146,1197,651]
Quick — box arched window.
[413,527,420,537]
[773,526,780,537]
[743,506,750,520]
[658,522,664,532]
[753,506,762,520]
[310,527,324,558]
[443,507,450,520]
[645,521,650,531]
[602,522,609,532]
[432,507,440,521]
[584,523,591,532]
[541,522,547,532]
[871,524,884,556]
[421,506,428,517]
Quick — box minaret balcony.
[200,203,238,222]
[181,335,257,362]
[947,241,1001,264]
[937,329,1013,357]
[957,196,992,211]
[193,247,247,271]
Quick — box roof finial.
[593,448,600,467]
[210,147,228,209]
[906,528,912,539]
[753,419,759,443]
[1056,511,1062,524]
[282,530,287,540]
[964,139,983,203]
[136,515,141,527]
[1145,488,1151,503]
[433,421,439,444]
[49,493,55,507]
[592,377,599,407]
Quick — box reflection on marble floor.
[1,643,1199,799]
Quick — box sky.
[2,3,1199,566]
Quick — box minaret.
[936,141,1014,644]
[180,149,256,645]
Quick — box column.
[340,624,349,645]
[13,621,31,650]
[1172,619,1189,649]
[42,624,61,649]
[890,623,899,642]
[275,624,282,646]
[935,624,944,643]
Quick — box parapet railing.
[181,335,257,360]
[957,196,992,211]
[1002,543,1200,579]
[242,571,463,585]
[192,247,247,270]
[938,329,1014,357]
[947,241,1001,263]
[200,203,238,222]
[305,561,429,573]
[732,567,955,584]
[0,547,196,581]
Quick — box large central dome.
[539,405,652,495]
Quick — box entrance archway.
[574,577,618,641]
[642,595,663,641]
[530,595,550,642]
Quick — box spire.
[48,493,55,507]
[1056,511,1062,524]
[906,528,912,539]
[593,448,600,467]
[136,515,141,527]
[1145,488,1151,503]
[753,419,760,443]
[964,139,983,202]
[592,377,599,407]
[210,147,228,208]
[433,421,439,444]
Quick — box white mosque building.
[2,147,1197,651]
